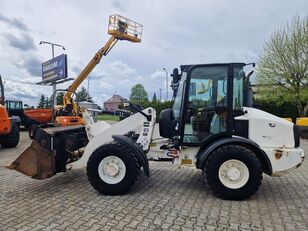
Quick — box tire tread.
[204,144,263,200]
[86,141,140,195]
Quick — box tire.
[204,145,262,200]
[29,124,40,139]
[0,122,20,148]
[86,141,140,195]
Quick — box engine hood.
[235,107,295,148]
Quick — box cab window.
[183,65,229,144]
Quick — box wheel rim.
[98,156,126,184]
[218,159,249,189]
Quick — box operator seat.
[210,96,227,134]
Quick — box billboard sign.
[41,54,67,83]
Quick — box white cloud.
[0,0,307,107]
[150,70,165,80]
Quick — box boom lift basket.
[108,14,142,42]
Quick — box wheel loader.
[7,62,305,200]
[0,75,20,148]
[7,17,305,200]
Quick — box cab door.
[180,64,231,145]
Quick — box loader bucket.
[7,125,87,180]
[7,140,56,180]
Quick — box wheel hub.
[105,163,119,177]
[98,156,126,184]
[227,167,241,181]
[218,159,249,189]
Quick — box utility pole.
[159,88,163,102]
[39,41,65,94]
[163,68,168,101]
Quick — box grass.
[97,114,119,121]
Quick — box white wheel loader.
[8,62,304,200]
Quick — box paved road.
[0,132,308,230]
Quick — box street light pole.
[39,41,65,94]
[163,68,168,101]
[159,88,163,102]
[51,45,54,58]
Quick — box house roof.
[104,94,127,104]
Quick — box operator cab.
[160,63,251,146]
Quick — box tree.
[256,15,308,116]
[37,94,46,108]
[152,93,157,103]
[45,97,52,108]
[129,84,148,103]
[76,86,93,103]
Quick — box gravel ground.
[0,131,308,230]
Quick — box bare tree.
[256,15,308,116]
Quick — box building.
[103,94,127,111]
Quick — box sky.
[0,0,307,107]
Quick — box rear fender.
[112,135,150,177]
[196,136,273,175]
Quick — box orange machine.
[0,75,19,148]
[0,104,11,135]
[23,108,52,124]
[53,14,142,126]
[24,108,82,126]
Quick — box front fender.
[196,136,272,175]
[71,111,148,169]
[112,135,150,177]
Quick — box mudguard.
[112,135,150,177]
[196,136,272,175]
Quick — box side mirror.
[171,68,180,84]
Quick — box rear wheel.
[0,122,20,148]
[204,145,262,200]
[86,141,140,195]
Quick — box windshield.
[173,71,187,120]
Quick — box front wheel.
[204,145,263,200]
[86,141,140,195]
